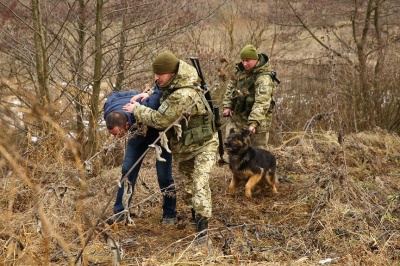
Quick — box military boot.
[195,214,209,239]
[189,208,196,225]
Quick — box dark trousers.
[113,128,176,218]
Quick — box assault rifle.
[190,57,226,165]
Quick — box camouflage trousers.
[225,116,271,150]
[178,151,216,218]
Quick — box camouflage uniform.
[133,60,218,218]
[222,53,275,149]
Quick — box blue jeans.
[113,128,176,218]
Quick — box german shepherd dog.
[224,128,278,198]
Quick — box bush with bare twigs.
[1,126,399,265]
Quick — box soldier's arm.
[133,90,194,130]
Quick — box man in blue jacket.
[103,86,176,225]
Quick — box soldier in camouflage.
[222,44,276,149]
[123,51,218,239]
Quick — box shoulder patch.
[158,101,169,114]
[258,85,268,94]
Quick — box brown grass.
[1,127,400,265]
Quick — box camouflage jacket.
[222,53,275,131]
[133,60,218,162]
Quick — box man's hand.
[123,102,139,113]
[130,92,149,103]
[143,83,151,93]
[248,125,256,134]
[223,108,233,117]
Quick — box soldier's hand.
[248,125,256,134]
[123,102,139,113]
[223,108,233,117]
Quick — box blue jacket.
[103,86,162,125]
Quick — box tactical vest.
[232,71,273,117]
[166,86,216,146]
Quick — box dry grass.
[1,127,400,265]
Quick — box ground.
[1,128,400,265]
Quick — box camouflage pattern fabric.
[222,53,275,147]
[178,151,216,218]
[134,60,218,162]
[133,59,218,218]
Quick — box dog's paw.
[228,183,236,195]
[245,190,253,198]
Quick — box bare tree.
[0,0,229,164]
[85,0,103,161]
[31,0,50,108]
[270,0,400,135]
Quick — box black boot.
[195,215,208,239]
[189,208,196,225]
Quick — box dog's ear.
[229,128,235,134]
[242,129,251,137]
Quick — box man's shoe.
[160,217,176,225]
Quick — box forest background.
[0,0,399,265]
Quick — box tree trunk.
[354,0,374,130]
[114,13,127,92]
[75,0,87,154]
[31,0,51,134]
[85,0,103,162]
